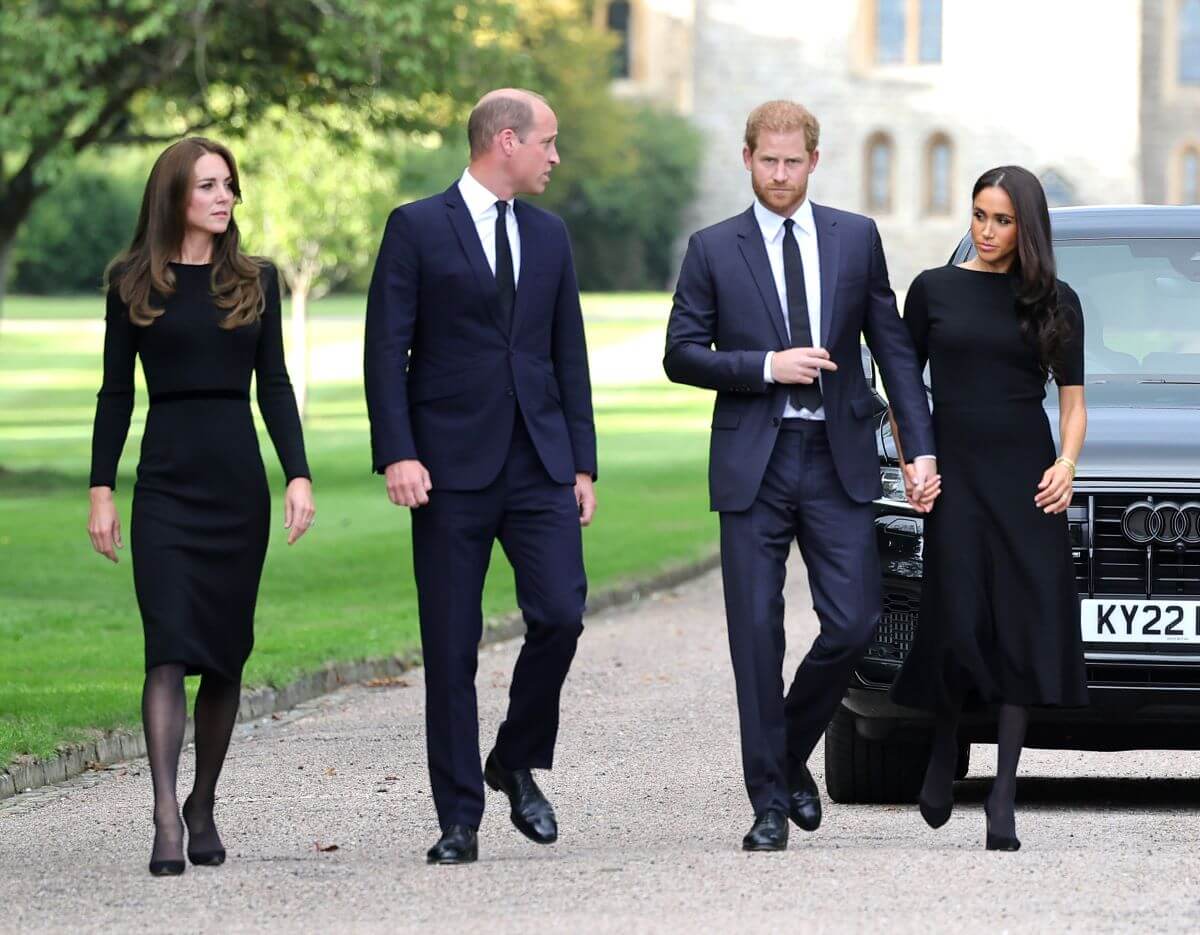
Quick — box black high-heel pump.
[984,804,1021,851]
[918,795,953,829]
[183,796,227,866]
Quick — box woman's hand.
[903,462,942,514]
[283,477,316,545]
[1035,462,1074,514]
[88,487,123,562]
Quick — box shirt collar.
[459,168,515,222]
[753,196,815,243]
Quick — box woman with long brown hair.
[87,138,315,875]
[889,165,1088,851]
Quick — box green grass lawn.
[0,294,716,766]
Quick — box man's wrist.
[912,455,937,463]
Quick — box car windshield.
[1056,239,1200,392]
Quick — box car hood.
[1047,404,1200,481]
[879,395,1200,482]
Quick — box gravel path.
[5,558,1200,933]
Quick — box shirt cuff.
[912,455,937,463]
[763,351,775,383]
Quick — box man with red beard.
[664,100,939,850]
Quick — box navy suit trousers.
[719,421,882,816]
[411,415,586,831]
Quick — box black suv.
[827,205,1200,803]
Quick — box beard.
[752,176,807,216]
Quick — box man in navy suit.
[665,100,939,851]
[365,88,597,865]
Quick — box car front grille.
[1088,493,1200,598]
[869,591,919,662]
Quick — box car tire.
[824,705,929,804]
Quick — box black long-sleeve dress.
[890,266,1088,711]
[90,262,309,680]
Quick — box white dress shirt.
[756,197,824,420]
[458,167,520,283]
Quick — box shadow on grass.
[0,465,80,496]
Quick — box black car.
[828,205,1200,803]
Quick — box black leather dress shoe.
[742,808,789,851]
[426,825,478,864]
[788,764,822,832]
[484,750,558,844]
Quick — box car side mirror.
[861,344,876,389]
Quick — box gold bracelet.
[1055,456,1077,476]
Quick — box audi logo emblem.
[1121,501,1200,545]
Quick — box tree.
[236,108,394,417]
[0,0,519,316]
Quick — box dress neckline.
[952,263,1013,277]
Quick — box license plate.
[1081,600,1200,644]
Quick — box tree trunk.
[0,229,14,327]
[289,278,310,420]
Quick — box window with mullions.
[1181,0,1200,85]
[607,1,632,80]
[873,0,942,66]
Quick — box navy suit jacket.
[364,183,597,490]
[664,203,935,512]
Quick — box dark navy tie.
[494,201,516,335]
[782,218,821,411]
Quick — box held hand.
[1035,462,1074,514]
[902,458,940,511]
[770,347,838,385]
[385,459,432,508]
[283,477,316,545]
[575,473,597,527]
[88,487,123,563]
[903,460,942,514]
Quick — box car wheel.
[824,705,929,804]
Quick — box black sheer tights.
[920,703,1029,838]
[142,665,242,864]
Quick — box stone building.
[598,0,1200,287]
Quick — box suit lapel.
[736,208,790,349]
[511,200,536,336]
[813,204,840,346]
[442,183,507,334]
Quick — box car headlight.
[880,465,907,502]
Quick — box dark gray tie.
[495,201,515,335]
[782,218,821,411]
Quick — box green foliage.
[236,107,395,300]
[0,0,525,302]
[10,156,147,294]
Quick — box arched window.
[607,1,632,79]
[1181,0,1200,84]
[865,133,895,213]
[1181,146,1200,203]
[1040,169,1076,207]
[925,134,952,215]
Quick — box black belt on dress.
[149,389,250,405]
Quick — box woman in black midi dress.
[87,138,314,875]
[889,166,1088,851]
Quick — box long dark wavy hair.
[972,165,1071,378]
[105,137,264,329]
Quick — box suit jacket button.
[506,387,514,397]
[772,417,781,427]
